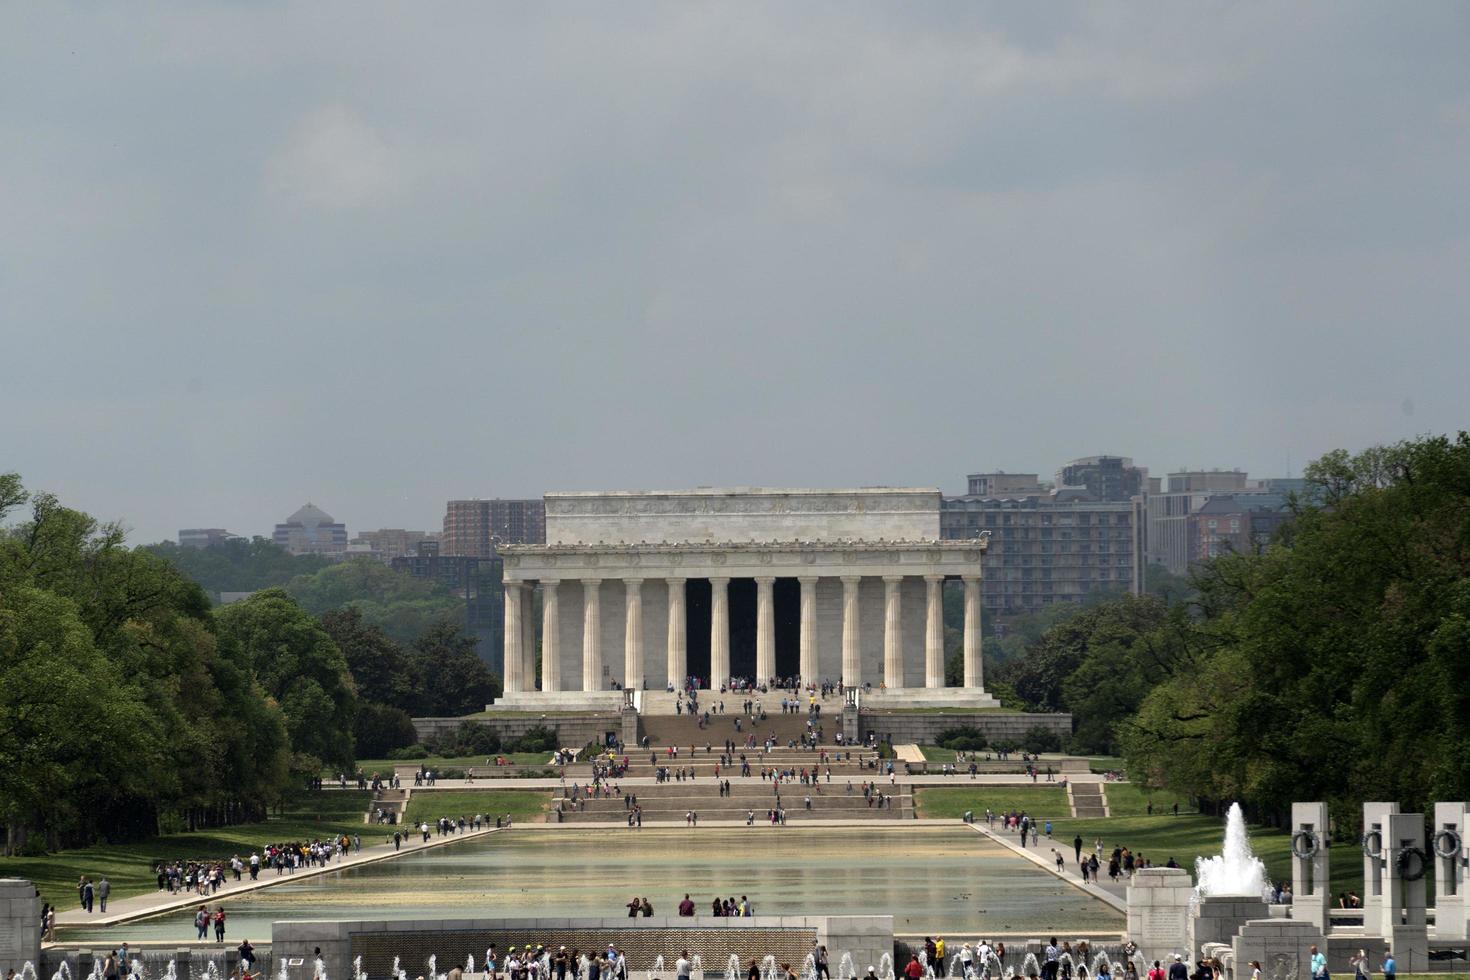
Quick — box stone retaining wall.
[858,711,1072,745]
[412,714,620,747]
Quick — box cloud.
[266,105,404,209]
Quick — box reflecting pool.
[60,826,1121,941]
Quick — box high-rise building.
[943,465,1146,614]
[178,528,243,548]
[1055,455,1149,502]
[273,503,348,557]
[440,499,545,557]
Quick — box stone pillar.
[755,576,776,685]
[1291,802,1330,932]
[0,878,40,974]
[1126,867,1194,963]
[581,578,602,691]
[962,575,983,689]
[1433,801,1469,940]
[666,578,687,688]
[1383,811,1430,972]
[1362,802,1400,929]
[841,575,862,689]
[924,574,944,688]
[521,587,537,689]
[710,576,730,690]
[503,581,524,693]
[883,576,903,689]
[540,580,560,693]
[623,578,644,691]
[799,576,819,686]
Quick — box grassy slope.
[914,786,1069,817]
[401,790,549,826]
[0,792,370,913]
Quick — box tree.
[287,559,461,644]
[0,586,157,852]
[354,703,420,759]
[215,589,358,766]
[321,607,422,711]
[411,622,500,716]
[145,537,332,597]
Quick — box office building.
[178,528,242,548]
[273,503,348,557]
[1055,455,1149,502]
[348,528,437,561]
[440,498,546,557]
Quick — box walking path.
[355,772,1111,791]
[966,821,1128,912]
[51,826,507,933]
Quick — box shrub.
[1021,725,1062,754]
[388,744,429,760]
[502,724,557,754]
[426,721,501,756]
[935,726,988,751]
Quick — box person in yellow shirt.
[935,939,946,977]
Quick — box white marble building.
[494,488,996,711]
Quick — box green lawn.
[0,792,370,913]
[914,786,1069,818]
[401,790,549,826]
[1104,783,1194,816]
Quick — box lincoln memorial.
[493,487,997,711]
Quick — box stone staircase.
[1069,782,1108,818]
[553,778,911,822]
[367,785,411,824]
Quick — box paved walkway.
[966,821,1128,910]
[51,826,507,931]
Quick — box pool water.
[60,826,1121,941]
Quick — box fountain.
[724,956,741,980]
[1189,803,1271,954]
[1195,804,1267,898]
[651,955,666,980]
[51,964,74,980]
[19,964,38,980]
[1020,954,1041,980]
[877,954,895,980]
[800,954,817,980]
[355,956,368,980]
[837,953,855,980]
[691,954,704,980]
[760,956,780,980]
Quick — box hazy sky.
[4,3,1468,543]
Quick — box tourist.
[1167,956,1187,980]
[1309,946,1327,980]
[485,946,498,980]
[935,938,946,976]
[214,906,227,941]
[448,962,464,980]
[904,958,923,980]
[678,894,695,916]
[1043,939,1059,980]
[676,952,691,980]
[195,905,210,940]
[98,876,111,913]
[747,959,761,980]
[1248,963,1261,980]
[816,946,830,980]
[239,940,257,973]
[1350,951,1369,980]
[103,949,119,980]
[1380,955,1394,980]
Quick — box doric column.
[924,574,945,688]
[521,589,537,689]
[581,578,602,691]
[963,575,983,690]
[666,578,687,688]
[798,576,818,686]
[710,576,730,690]
[623,578,644,691]
[841,575,862,689]
[502,581,523,693]
[883,576,904,690]
[539,580,560,692]
[755,576,776,685]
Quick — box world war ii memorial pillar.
[1432,802,1469,941]
[1291,802,1331,933]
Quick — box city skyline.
[4,3,1466,544]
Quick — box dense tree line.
[994,433,1470,825]
[1,476,502,853]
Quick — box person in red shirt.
[677,894,695,917]
[905,958,923,980]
